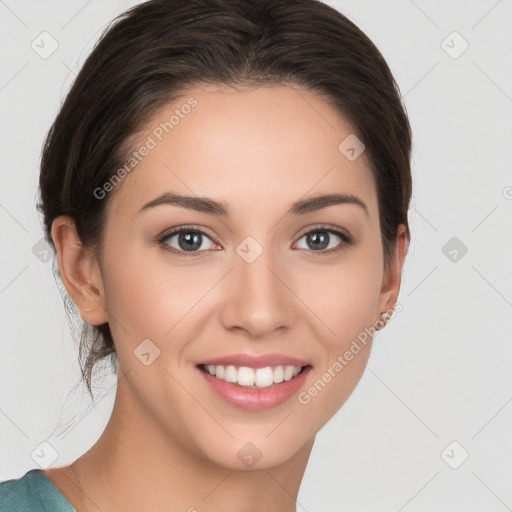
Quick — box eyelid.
[159,224,219,242]
[295,223,353,243]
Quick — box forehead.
[107,84,377,220]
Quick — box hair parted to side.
[37,0,412,400]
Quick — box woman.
[0,0,411,510]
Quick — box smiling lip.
[196,352,310,368]
[196,352,312,411]
[198,365,311,411]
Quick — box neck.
[65,373,315,512]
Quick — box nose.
[220,243,296,339]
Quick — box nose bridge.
[220,236,295,337]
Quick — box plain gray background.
[1,1,511,510]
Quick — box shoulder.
[0,469,76,512]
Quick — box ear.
[51,215,109,326]
[376,224,408,327]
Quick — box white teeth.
[238,366,255,386]
[224,365,237,382]
[273,366,284,383]
[255,367,274,387]
[202,364,304,388]
[283,366,294,381]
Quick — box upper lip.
[197,352,310,368]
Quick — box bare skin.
[47,84,407,511]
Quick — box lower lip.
[197,366,312,411]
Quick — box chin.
[193,429,314,471]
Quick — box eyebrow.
[139,192,368,217]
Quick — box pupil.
[308,231,328,250]
[180,232,201,251]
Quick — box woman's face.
[88,84,405,469]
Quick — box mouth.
[197,363,311,389]
[195,352,313,410]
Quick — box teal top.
[0,469,75,511]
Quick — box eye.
[157,224,353,258]
[158,226,219,257]
[294,225,353,254]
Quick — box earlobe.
[376,224,408,328]
[51,215,108,326]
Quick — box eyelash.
[157,224,354,258]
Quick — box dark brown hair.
[37,0,412,400]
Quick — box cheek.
[100,243,214,344]
[306,253,383,345]
[296,270,381,427]
[299,246,383,421]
